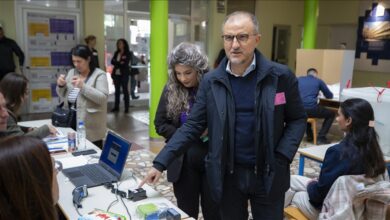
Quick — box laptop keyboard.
[80,165,112,183]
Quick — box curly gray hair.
[166,42,208,120]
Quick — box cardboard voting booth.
[341,87,390,156]
[296,49,355,99]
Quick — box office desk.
[298,144,390,176]
[18,120,189,220]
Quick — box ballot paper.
[43,132,68,154]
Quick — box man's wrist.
[153,162,165,172]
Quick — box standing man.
[298,68,335,145]
[0,27,25,81]
[141,11,306,219]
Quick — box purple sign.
[50,18,74,34]
[51,52,71,66]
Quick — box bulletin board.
[22,10,80,113]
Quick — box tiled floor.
[23,103,345,219]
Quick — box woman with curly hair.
[154,42,220,220]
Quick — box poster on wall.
[354,3,390,73]
[24,11,78,113]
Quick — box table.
[18,120,189,220]
[298,144,390,176]
[319,98,340,112]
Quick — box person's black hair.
[214,49,226,68]
[340,98,386,178]
[71,44,96,73]
[306,68,317,75]
[116,38,130,54]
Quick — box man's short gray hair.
[221,11,259,34]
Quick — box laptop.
[62,131,131,188]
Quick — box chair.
[306,118,317,145]
[284,206,308,220]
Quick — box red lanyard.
[369,84,386,103]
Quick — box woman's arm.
[117,52,131,68]
[306,145,348,208]
[56,70,73,98]
[79,71,108,105]
[111,51,119,66]
[154,87,177,140]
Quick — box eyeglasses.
[221,34,257,43]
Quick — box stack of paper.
[43,134,68,154]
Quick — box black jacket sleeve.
[112,51,130,68]
[154,86,177,141]
[10,39,24,66]
[111,51,118,66]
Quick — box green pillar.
[149,0,168,138]
[303,0,318,49]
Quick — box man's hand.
[138,167,162,187]
[200,129,208,138]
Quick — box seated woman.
[0,73,56,138]
[56,45,108,148]
[0,136,59,219]
[0,91,9,137]
[284,98,387,219]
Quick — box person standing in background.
[111,39,131,113]
[137,55,148,89]
[130,51,140,100]
[298,68,335,145]
[0,27,25,81]
[57,45,108,148]
[84,35,100,68]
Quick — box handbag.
[51,102,76,130]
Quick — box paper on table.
[56,156,88,169]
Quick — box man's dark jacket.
[0,36,24,78]
[154,50,307,203]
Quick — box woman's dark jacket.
[154,86,207,182]
[111,51,131,78]
[307,139,365,208]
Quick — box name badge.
[274,92,286,106]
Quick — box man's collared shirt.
[226,54,256,77]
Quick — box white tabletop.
[298,143,390,163]
[18,119,52,127]
[18,120,188,219]
[297,144,334,162]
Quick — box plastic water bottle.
[77,121,86,151]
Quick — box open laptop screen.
[99,131,131,178]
